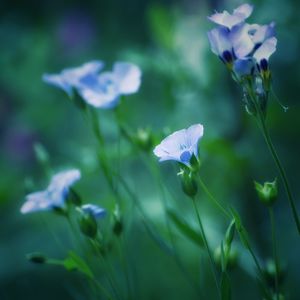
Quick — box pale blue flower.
[248,22,275,46]
[81,204,106,219]
[153,124,204,166]
[43,61,104,97]
[43,61,141,109]
[21,169,81,214]
[208,3,253,29]
[78,62,141,109]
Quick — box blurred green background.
[1,0,300,299]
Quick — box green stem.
[268,207,279,299]
[246,84,300,234]
[197,177,231,219]
[192,198,221,298]
[259,114,300,234]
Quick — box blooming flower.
[208,3,253,29]
[21,169,81,214]
[43,61,141,109]
[81,204,106,219]
[153,124,204,166]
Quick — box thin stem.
[192,198,221,298]
[118,236,132,300]
[268,207,279,299]
[246,85,300,234]
[260,115,300,234]
[197,177,231,219]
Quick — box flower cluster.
[207,4,276,82]
[43,61,141,109]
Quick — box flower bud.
[79,213,97,239]
[263,259,285,289]
[254,179,278,206]
[179,170,198,198]
[134,128,155,152]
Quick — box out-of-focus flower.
[43,61,104,97]
[43,61,141,109]
[78,62,141,109]
[208,3,253,29]
[81,204,106,219]
[153,124,204,166]
[21,169,81,214]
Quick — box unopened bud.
[27,252,47,264]
[254,179,278,206]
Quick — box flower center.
[180,150,192,163]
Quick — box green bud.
[134,128,154,152]
[34,143,50,166]
[254,178,278,206]
[263,259,285,289]
[27,252,47,264]
[179,170,198,198]
[79,213,97,239]
[214,245,238,270]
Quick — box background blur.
[1,0,300,299]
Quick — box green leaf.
[63,251,94,280]
[167,209,204,247]
[221,272,231,300]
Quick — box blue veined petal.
[208,3,253,29]
[207,27,232,57]
[253,37,277,63]
[230,23,255,58]
[251,22,276,45]
[81,204,106,219]
[233,58,254,76]
[42,74,73,97]
[153,124,204,166]
[21,169,81,214]
[113,62,142,94]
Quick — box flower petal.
[113,62,142,94]
[207,27,231,56]
[21,191,53,214]
[81,204,106,219]
[253,37,277,63]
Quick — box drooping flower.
[43,61,104,97]
[153,124,204,166]
[81,204,106,219]
[43,61,141,109]
[21,169,81,214]
[208,3,253,29]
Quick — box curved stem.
[268,207,279,299]
[192,198,221,298]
